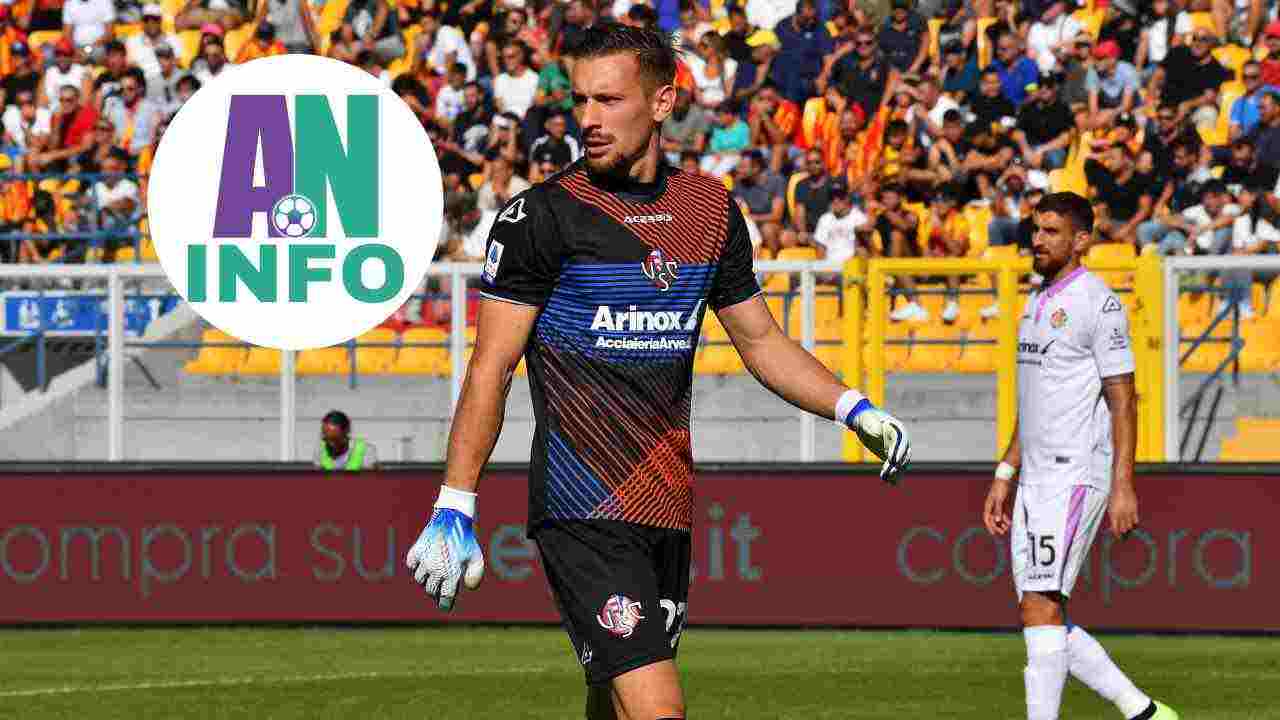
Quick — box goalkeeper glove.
[405,485,486,611]
[838,390,912,485]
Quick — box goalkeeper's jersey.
[479,159,760,534]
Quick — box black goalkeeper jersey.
[479,159,760,534]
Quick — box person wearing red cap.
[1085,40,1139,129]
[1259,20,1280,87]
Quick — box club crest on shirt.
[641,249,680,292]
[1050,307,1068,329]
[597,594,645,638]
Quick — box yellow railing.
[840,254,1166,463]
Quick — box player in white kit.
[981,192,1179,720]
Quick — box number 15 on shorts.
[1028,533,1056,567]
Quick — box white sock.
[1024,625,1069,720]
[1067,625,1152,719]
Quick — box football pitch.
[0,626,1276,719]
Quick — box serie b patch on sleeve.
[483,241,504,284]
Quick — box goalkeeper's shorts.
[533,519,690,686]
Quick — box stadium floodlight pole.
[107,269,124,461]
[281,350,296,461]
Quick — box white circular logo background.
[148,54,442,350]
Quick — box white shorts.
[1010,483,1108,601]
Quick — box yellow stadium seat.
[787,294,840,340]
[1239,318,1280,372]
[1072,8,1106,39]
[178,30,201,67]
[393,327,450,375]
[963,204,992,257]
[879,321,913,373]
[1186,11,1218,37]
[114,246,137,263]
[1213,46,1252,83]
[240,346,282,375]
[319,0,351,36]
[297,345,349,375]
[785,172,806,221]
[1219,417,1280,461]
[1266,280,1280,318]
[776,246,819,261]
[955,320,998,373]
[954,287,994,330]
[982,244,1019,261]
[702,309,730,341]
[355,328,398,374]
[114,23,143,40]
[1200,81,1245,146]
[762,273,790,323]
[927,18,944,63]
[904,322,963,372]
[223,23,255,62]
[183,329,246,374]
[976,17,999,68]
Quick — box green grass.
[0,627,1275,719]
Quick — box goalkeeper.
[406,22,911,720]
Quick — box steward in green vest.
[315,410,379,471]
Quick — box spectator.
[236,0,290,64]
[661,87,710,164]
[265,0,319,54]
[1149,28,1231,131]
[528,111,579,167]
[91,41,131,111]
[17,188,61,265]
[355,48,392,86]
[1086,40,1140,127]
[417,9,477,82]
[314,410,380,471]
[1143,104,1200,180]
[91,146,140,262]
[493,41,538,118]
[1141,137,1212,247]
[684,31,736,111]
[879,0,927,74]
[772,0,832,105]
[2,42,40,110]
[342,0,403,64]
[1057,34,1093,108]
[791,148,834,239]
[940,41,978,101]
[906,75,960,148]
[987,163,1048,251]
[28,84,97,173]
[826,25,895,121]
[175,0,249,32]
[1261,20,1280,87]
[1140,179,1239,256]
[968,68,1016,131]
[1135,0,1192,73]
[392,72,432,126]
[39,39,93,113]
[811,180,870,276]
[101,68,163,158]
[924,184,970,323]
[3,89,52,154]
[1013,71,1073,170]
[63,0,117,61]
[126,4,181,76]
[1026,0,1080,73]
[434,62,469,129]
[193,35,232,85]
[1243,90,1280,171]
[867,183,928,320]
[701,100,750,176]
[732,149,786,253]
[722,6,753,64]
[1086,144,1155,245]
[141,43,181,114]
[529,143,568,183]
[477,154,530,212]
[989,32,1039,106]
[748,82,800,173]
[1228,62,1280,142]
[731,29,781,106]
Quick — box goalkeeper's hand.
[405,486,485,611]
[842,395,911,485]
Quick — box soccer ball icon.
[271,194,317,238]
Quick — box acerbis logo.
[597,594,645,638]
[148,55,442,350]
[624,213,673,224]
[641,248,679,291]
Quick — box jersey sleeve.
[479,187,564,307]
[709,197,762,310]
[1092,292,1137,379]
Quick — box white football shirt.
[1016,267,1135,493]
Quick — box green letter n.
[294,94,378,239]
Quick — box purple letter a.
[212,95,294,238]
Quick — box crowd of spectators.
[0,0,1275,317]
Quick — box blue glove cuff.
[842,398,875,431]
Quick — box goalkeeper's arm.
[717,294,911,483]
[441,298,540,493]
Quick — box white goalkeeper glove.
[838,390,912,485]
[405,485,486,612]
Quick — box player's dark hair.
[1035,192,1094,235]
[562,22,680,97]
[627,4,658,27]
[322,410,351,432]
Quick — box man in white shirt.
[127,4,182,76]
[145,44,184,116]
[40,40,91,112]
[420,9,476,81]
[63,0,117,54]
[1026,0,1081,73]
[983,192,1178,720]
[811,182,868,279]
[1143,180,1239,255]
[93,148,142,262]
[493,41,539,118]
[2,89,52,151]
[434,63,468,128]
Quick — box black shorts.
[533,520,691,686]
